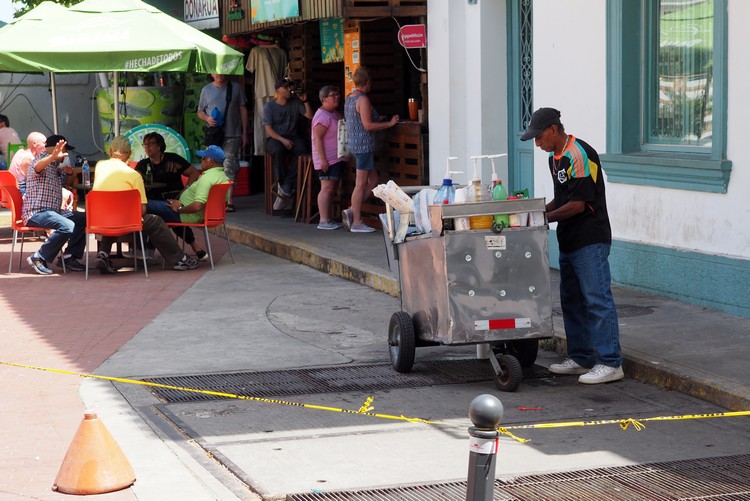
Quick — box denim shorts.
[352,151,375,171]
[317,161,345,181]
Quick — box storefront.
[219,0,428,225]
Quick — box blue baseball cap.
[196,145,225,163]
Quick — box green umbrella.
[0,0,244,134]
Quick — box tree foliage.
[13,0,83,19]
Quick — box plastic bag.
[372,180,414,213]
[412,188,437,234]
[337,119,349,158]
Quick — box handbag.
[203,81,232,147]
[337,119,349,158]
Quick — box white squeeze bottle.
[488,154,510,230]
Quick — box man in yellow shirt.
[91,136,199,274]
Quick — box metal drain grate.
[286,454,750,500]
[143,360,551,403]
[553,304,655,318]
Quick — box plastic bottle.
[467,157,493,230]
[145,163,153,185]
[506,194,520,227]
[454,187,470,231]
[433,156,459,205]
[491,179,510,229]
[82,158,90,187]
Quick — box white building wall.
[531,0,750,261]
[428,0,508,187]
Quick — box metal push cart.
[381,197,554,392]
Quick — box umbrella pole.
[50,72,59,134]
[113,71,120,137]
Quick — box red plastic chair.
[1,183,56,274]
[85,189,148,280]
[167,182,234,270]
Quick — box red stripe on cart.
[474,318,532,331]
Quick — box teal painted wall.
[547,231,750,319]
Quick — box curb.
[225,222,400,297]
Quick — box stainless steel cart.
[382,197,554,391]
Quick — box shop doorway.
[507,0,535,196]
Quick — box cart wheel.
[509,339,539,368]
[388,311,416,373]
[493,354,523,392]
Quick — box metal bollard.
[466,394,503,501]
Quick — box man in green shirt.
[146,145,230,244]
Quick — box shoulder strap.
[221,81,232,128]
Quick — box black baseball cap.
[44,134,75,150]
[520,108,562,141]
[275,77,293,90]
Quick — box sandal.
[226,203,236,213]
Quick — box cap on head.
[45,134,75,150]
[520,107,562,141]
[196,145,225,163]
[110,136,132,155]
[275,77,293,90]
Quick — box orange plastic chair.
[167,182,234,270]
[1,183,57,274]
[84,189,148,280]
[0,170,17,208]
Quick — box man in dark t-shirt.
[521,107,623,385]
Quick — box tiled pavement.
[0,224,225,500]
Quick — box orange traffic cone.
[52,412,136,495]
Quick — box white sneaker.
[548,358,589,375]
[578,364,624,384]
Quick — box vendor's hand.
[389,115,400,126]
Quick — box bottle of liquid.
[433,156,459,205]
[454,187,470,231]
[467,156,493,230]
[492,178,510,229]
[145,163,153,185]
[82,158,90,187]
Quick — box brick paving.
[0,225,224,500]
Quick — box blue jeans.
[559,243,622,368]
[27,210,86,262]
[146,199,195,244]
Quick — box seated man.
[22,135,86,274]
[134,132,206,260]
[146,145,229,236]
[9,132,46,194]
[91,136,199,274]
[263,78,313,210]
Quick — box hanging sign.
[398,24,426,49]
[344,26,361,97]
[251,0,300,24]
[320,18,344,64]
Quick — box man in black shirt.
[521,107,623,384]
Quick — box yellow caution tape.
[3,361,749,444]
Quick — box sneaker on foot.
[196,250,209,262]
[341,209,353,230]
[27,253,53,275]
[578,364,624,384]
[548,358,589,375]
[350,222,376,233]
[273,196,287,211]
[317,220,341,230]
[173,254,199,271]
[55,256,85,272]
[95,251,118,274]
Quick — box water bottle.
[145,163,153,185]
[492,179,510,229]
[433,178,456,205]
[82,158,91,187]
